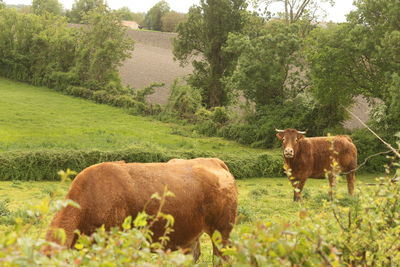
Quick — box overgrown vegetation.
[0,4,133,96]
[0,146,282,181]
[174,0,248,107]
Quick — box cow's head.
[275,128,306,159]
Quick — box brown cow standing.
[46,158,237,260]
[276,128,357,201]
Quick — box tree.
[225,20,302,107]
[0,0,5,9]
[67,0,104,23]
[143,0,170,31]
[32,0,63,16]
[71,5,134,90]
[115,6,133,21]
[174,0,248,107]
[305,0,400,134]
[131,12,145,25]
[252,0,334,23]
[161,11,186,32]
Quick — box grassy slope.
[0,77,270,155]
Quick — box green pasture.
[0,77,268,155]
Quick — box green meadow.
[0,77,267,155]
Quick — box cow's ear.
[297,133,305,140]
[276,132,284,140]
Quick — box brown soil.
[119,30,193,104]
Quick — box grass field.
[0,77,268,155]
[0,174,379,264]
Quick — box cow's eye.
[295,138,298,142]
[282,137,285,141]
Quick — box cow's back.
[304,136,357,178]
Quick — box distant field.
[0,78,268,155]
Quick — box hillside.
[0,77,261,155]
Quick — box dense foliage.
[168,0,400,173]
[71,5,133,91]
[161,11,187,32]
[0,145,282,181]
[166,80,203,119]
[66,0,104,23]
[174,0,248,107]
[305,0,400,135]
[143,0,170,31]
[225,20,302,107]
[0,6,133,94]
[32,0,62,16]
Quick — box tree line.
[170,0,399,149]
[2,0,187,32]
[0,4,133,93]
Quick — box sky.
[5,0,357,22]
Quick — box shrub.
[0,146,283,181]
[194,119,218,136]
[326,175,400,265]
[133,83,163,103]
[219,123,258,146]
[210,106,230,124]
[167,80,203,119]
[351,129,389,173]
[65,86,94,99]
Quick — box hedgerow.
[0,146,283,181]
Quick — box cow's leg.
[328,174,337,200]
[291,179,306,202]
[346,172,355,195]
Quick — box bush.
[167,80,203,119]
[65,86,94,99]
[0,146,283,181]
[211,106,230,124]
[326,175,400,266]
[0,7,133,104]
[351,129,389,173]
[219,123,258,146]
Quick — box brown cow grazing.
[46,158,237,261]
[276,129,357,201]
